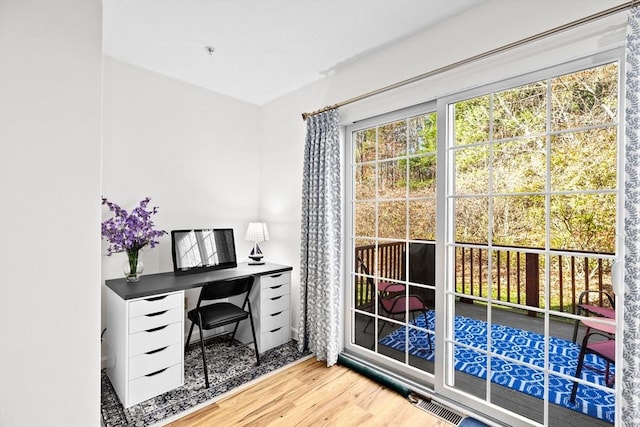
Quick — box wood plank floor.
[167,357,453,427]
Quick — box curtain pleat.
[624,6,640,425]
[298,108,342,366]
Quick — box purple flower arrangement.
[101,197,167,254]
[101,197,167,281]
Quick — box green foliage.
[452,63,618,253]
[353,63,618,255]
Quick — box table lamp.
[245,222,269,265]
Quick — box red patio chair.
[358,258,431,353]
[356,257,405,309]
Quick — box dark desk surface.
[105,262,293,300]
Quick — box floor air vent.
[411,395,464,426]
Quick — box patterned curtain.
[298,108,342,366]
[624,6,640,425]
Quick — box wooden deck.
[352,300,613,426]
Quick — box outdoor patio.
[352,300,613,426]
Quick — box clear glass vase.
[123,249,144,282]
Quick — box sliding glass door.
[437,53,621,426]
[344,50,622,426]
[348,103,438,376]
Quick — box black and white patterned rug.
[101,338,310,426]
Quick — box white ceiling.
[103,0,485,106]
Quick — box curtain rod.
[301,1,636,121]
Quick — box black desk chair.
[185,276,260,388]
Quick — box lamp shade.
[245,222,269,243]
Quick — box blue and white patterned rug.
[101,338,310,426]
[379,311,615,424]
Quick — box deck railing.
[354,242,615,316]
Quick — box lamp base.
[248,253,264,265]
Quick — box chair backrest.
[356,256,371,276]
[198,275,255,303]
[356,257,377,289]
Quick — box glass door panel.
[440,60,620,426]
[349,111,438,377]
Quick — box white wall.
[0,1,103,426]
[259,0,628,339]
[101,57,262,330]
[0,1,626,425]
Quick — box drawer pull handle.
[146,325,168,333]
[270,296,282,301]
[269,327,282,333]
[145,295,168,302]
[270,311,283,317]
[145,368,168,377]
[270,273,283,278]
[146,310,168,317]
[146,346,168,355]
[270,285,283,290]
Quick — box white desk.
[104,262,292,408]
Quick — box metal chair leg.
[363,317,373,333]
[247,302,260,366]
[185,319,196,353]
[197,322,209,388]
[572,306,583,343]
[230,319,241,347]
[378,319,388,336]
[570,340,588,402]
[572,319,580,343]
[422,310,433,353]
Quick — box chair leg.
[197,322,209,388]
[604,361,613,387]
[363,317,373,333]
[247,303,260,366]
[185,319,196,353]
[422,310,433,353]
[229,321,240,347]
[378,319,388,337]
[572,306,588,343]
[572,318,580,343]
[570,342,589,402]
[364,299,377,333]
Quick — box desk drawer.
[128,363,182,406]
[261,272,290,289]
[129,292,182,318]
[129,322,182,356]
[262,282,290,300]
[129,308,182,334]
[260,325,290,352]
[129,343,182,380]
[261,309,289,331]
[263,294,289,314]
